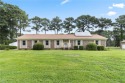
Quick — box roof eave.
[17,38,107,40]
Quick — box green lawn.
[0,49,125,83]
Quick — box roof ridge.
[23,34,99,35]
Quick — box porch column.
[68,40,71,49]
[73,40,75,46]
[61,40,63,48]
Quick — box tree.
[17,13,29,36]
[75,15,98,32]
[98,17,112,31]
[41,18,50,34]
[63,17,75,34]
[30,16,42,34]
[113,27,121,47]
[0,0,28,44]
[95,18,112,39]
[49,16,62,34]
[115,15,125,41]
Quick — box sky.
[2,0,125,34]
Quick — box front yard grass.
[0,49,125,83]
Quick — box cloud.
[113,3,125,8]
[108,6,113,9]
[61,0,70,5]
[107,11,117,16]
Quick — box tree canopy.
[41,18,50,34]
[115,15,125,41]
[49,16,62,34]
[0,0,28,44]
[75,15,98,32]
[30,16,42,34]
[63,17,75,34]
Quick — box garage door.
[122,44,125,49]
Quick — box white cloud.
[113,3,125,8]
[107,11,117,16]
[61,0,70,5]
[108,6,113,9]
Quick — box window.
[34,40,37,43]
[22,40,26,45]
[78,40,81,45]
[46,40,49,45]
[57,40,60,45]
[96,40,99,45]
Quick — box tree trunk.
[20,28,21,36]
[9,25,13,40]
[82,28,85,32]
[57,30,58,34]
[55,30,56,34]
[16,28,18,37]
[69,31,70,34]
[45,30,46,34]
[36,30,37,34]
[120,25,123,41]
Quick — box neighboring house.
[9,42,17,46]
[17,32,107,50]
[121,40,125,49]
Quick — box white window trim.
[56,40,60,46]
[44,40,51,48]
[20,40,27,48]
[55,40,61,48]
[78,40,81,46]
[94,40,101,45]
[22,40,26,46]
[76,40,82,46]
[45,40,49,46]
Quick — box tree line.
[0,0,125,47]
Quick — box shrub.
[79,46,84,50]
[0,45,17,50]
[74,46,78,50]
[33,42,44,50]
[5,48,10,51]
[86,43,97,50]
[97,46,105,51]
[0,45,6,50]
[8,46,17,49]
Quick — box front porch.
[62,39,73,50]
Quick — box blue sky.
[2,0,125,34]
[3,0,125,21]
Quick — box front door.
[64,42,68,48]
[63,40,69,49]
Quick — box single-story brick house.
[17,32,107,50]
